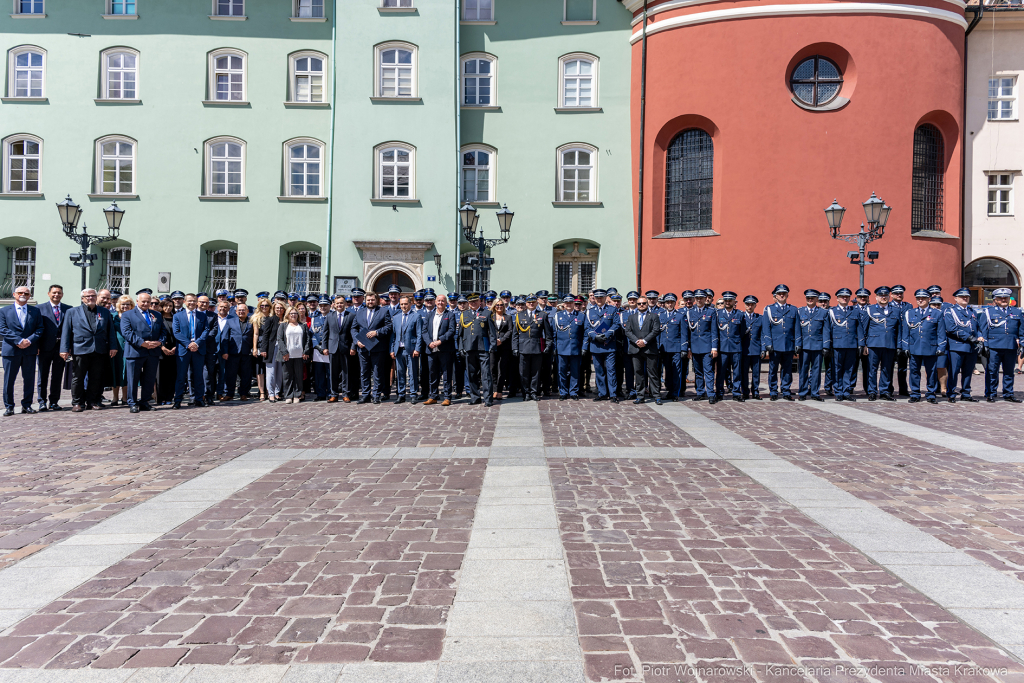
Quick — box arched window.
[964,258,1021,305]
[285,138,325,197]
[461,145,494,202]
[665,129,713,233]
[791,56,843,107]
[375,143,415,199]
[207,49,246,102]
[558,144,597,202]
[461,54,495,106]
[290,52,326,103]
[106,247,131,293]
[3,135,42,194]
[376,43,416,98]
[96,136,136,195]
[205,137,245,196]
[559,54,597,108]
[911,124,944,234]
[210,249,238,292]
[290,251,321,295]
[7,246,36,298]
[7,46,45,98]
[102,49,139,100]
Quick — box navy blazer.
[120,307,165,359]
[172,309,209,356]
[60,305,116,355]
[420,309,455,355]
[213,314,244,356]
[325,309,352,355]
[390,309,424,355]
[351,306,393,354]
[36,301,72,353]
[0,304,43,357]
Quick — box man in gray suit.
[624,295,662,405]
[60,288,117,412]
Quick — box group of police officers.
[118,278,1024,409]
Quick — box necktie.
[144,311,151,327]
[54,305,60,323]
[639,313,645,328]
[17,306,25,327]
[189,312,195,339]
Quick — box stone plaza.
[0,395,1022,682]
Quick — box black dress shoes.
[733,396,744,402]
[140,404,154,411]
[655,398,663,405]
[927,397,938,404]
[3,409,13,417]
[357,396,372,404]
[130,406,140,413]
[783,395,794,401]
[908,397,920,403]
[610,397,619,404]
[811,396,824,402]
[21,406,36,414]
[633,397,645,404]
[1005,396,1023,403]
[880,395,896,401]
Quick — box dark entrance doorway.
[372,269,416,294]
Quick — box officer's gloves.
[795,346,802,353]
[593,333,608,344]
[974,339,986,355]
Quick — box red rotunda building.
[626,0,967,296]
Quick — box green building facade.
[0,0,633,301]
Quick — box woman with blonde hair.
[110,294,134,406]
[277,306,312,403]
[259,300,287,402]
[250,297,271,400]
[488,298,513,400]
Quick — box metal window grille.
[7,246,36,298]
[911,124,944,234]
[578,262,596,295]
[210,249,237,293]
[790,56,843,107]
[106,247,131,294]
[555,262,572,296]
[460,253,489,293]
[665,129,713,232]
[290,251,321,296]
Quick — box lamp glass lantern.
[877,202,891,228]
[862,192,884,225]
[103,200,124,236]
[433,253,442,270]
[459,202,478,241]
[56,194,81,232]
[824,199,845,238]
[495,203,514,241]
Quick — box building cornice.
[629,2,967,42]
[627,0,964,23]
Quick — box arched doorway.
[964,258,1021,305]
[372,269,416,294]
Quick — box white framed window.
[7,46,45,98]
[376,42,416,98]
[208,49,246,102]
[988,174,1014,216]
[461,145,495,203]
[989,76,1017,121]
[461,54,495,106]
[285,138,324,197]
[108,0,136,15]
[106,247,131,293]
[563,0,596,21]
[212,0,244,16]
[205,136,245,197]
[382,0,413,6]
[101,49,139,99]
[96,136,136,195]
[374,142,415,199]
[290,51,326,102]
[14,1,44,15]
[211,249,238,292]
[463,0,492,21]
[294,0,324,17]
[3,135,42,194]
[290,251,321,296]
[553,242,598,296]
[559,53,597,108]
[557,144,597,202]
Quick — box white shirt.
[15,304,27,327]
[218,316,228,332]
[432,312,443,341]
[285,324,304,357]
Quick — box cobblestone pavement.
[551,458,1024,683]
[0,459,483,669]
[690,401,1024,583]
[539,400,702,448]
[850,400,1023,450]
[0,402,496,569]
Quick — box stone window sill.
[561,20,598,25]
[460,20,496,25]
[460,105,500,111]
[278,196,327,202]
[371,198,420,205]
[552,201,602,207]
[378,7,417,13]
[202,100,250,106]
[911,230,958,240]
[370,97,421,103]
[1,97,47,103]
[654,229,721,238]
[0,193,43,198]
[791,96,849,112]
[102,13,138,19]
[10,12,46,18]
[95,98,141,104]
[554,107,601,113]
[199,195,248,201]
[290,16,328,21]
[209,14,246,20]
[285,101,330,108]
[88,194,138,199]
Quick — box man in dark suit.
[60,288,118,412]
[171,294,209,408]
[624,295,662,405]
[35,284,72,411]
[211,301,243,401]
[325,295,354,403]
[512,294,551,401]
[351,291,393,404]
[457,293,492,406]
[421,293,456,405]
[0,285,44,415]
[390,293,424,404]
[120,291,164,413]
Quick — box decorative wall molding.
[353,240,434,290]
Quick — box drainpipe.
[635,0,649,291]
[960,1,983,287]
[324,0,338,293]
[454,0,462,292]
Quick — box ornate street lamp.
[825,193,890,290]
[57,195,123,289]
[460,202,515,292]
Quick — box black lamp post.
[824,192,890,290]
[56,195,124,290]
[433,252,442,282]
[459,202,514,292]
